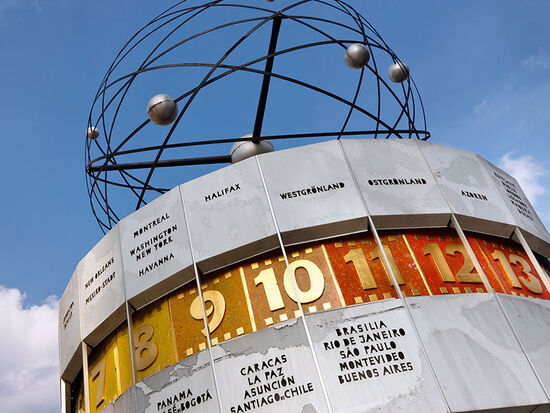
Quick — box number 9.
[190,290,226,336]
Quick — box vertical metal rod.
[417,140,550,401]
[366,216,451,412]
[337,140,452,412]
[81,342,91,413]
[453,221,550,400]
[125,301,138,386]
[117,222,139,410]
[514,227,550,292]
[255,156,334,413]
[60,379,69,413]
[252,14,282,142]
[450,214,494,293]
[179,186,224,413]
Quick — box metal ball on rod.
[344,43,370,69]
[388,62,409,83]
[147,94,179,126]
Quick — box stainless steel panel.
[79,226,126,346]
[258,141,367,245]
[480,157,550,256]
[211,317,329,413]
[135,351,218,413]
[112,386,136,413]
[307,299,448,412]
[419,142,515,237]
[341,139,450,229]
[119,187,194,309]
[59,269,82,381]
[407,294,548,411]
[99,386,135,413]
[181,156,278,274]
[498,294,550,395]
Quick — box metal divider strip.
[76,253,91,413]
[416,140,550,402]
[450,214,494,292]
[82,342,91,413]
[338,139,452,413]
[515,228,550,294]
[474,151,550,400]
[178,185,224,413]
[115,222,139,411]
[453,219,550,401]
[466,155,550,400]
[60,379,69,413]
[255,155,335,413]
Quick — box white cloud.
[499,153,546,205]
[523,50,550,70]
[0,286,59,413]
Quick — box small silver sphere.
[344,43,370,69]
[388,62,410,83]
[86,126,99,140]
[147,94,178,126]
[230,135,274,163]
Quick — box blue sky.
[1,1,549,412]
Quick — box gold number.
[492,250,521,288]
[190,290,226,336]
[133,324,158,371]
[445,244,483,283]
[344,249,377,290]
[255,259,326,311]
[423,243,454,282]
[90,355,107,408]
[509,254,542,294]
[283,259,325,303]
[255,268,285,311]
[371,245,405,286]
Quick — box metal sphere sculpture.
[230,137,275,164]
[344,43,370,69]
[86,126,99,141]
[86,0,428,232]
[147,94,179,126]
[388,62,410,83]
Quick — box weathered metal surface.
[59,268,82,381]
[419,141,515,237]
[306,299,448,412]
[136,350,219,413]
[498,294,550,396]
[407,294,548,411]
[79,226,126,346]
[211,317,329,413]
[103,386,136,413]
[480,157,550,257]
[180,156,278,274]
[342,139,450,229]
[63,140,550,413]
[258,141,367,245]
[119,187,193,310]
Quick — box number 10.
[254,259,325,312]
